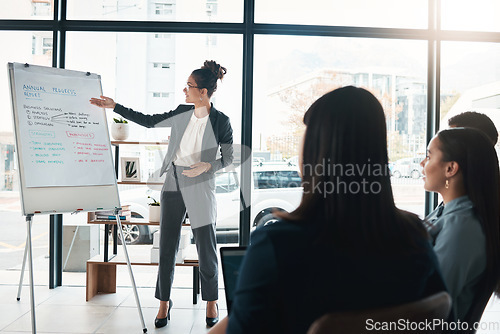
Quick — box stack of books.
[151,231,160,263]
[94,205,131,221]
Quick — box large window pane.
[440,41,500,147]
[254,36,428,217]
[442,0,500,32]
[0,31,54,271]
[0,0,53,19]
[0,31,52,192]
[255,0,427,29]
[66,32,242,246]
[67,0,243,23]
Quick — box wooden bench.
[86,249,200,303]
[86,216,200,303]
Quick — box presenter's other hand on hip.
[182,162,212,177]
[89,95,117,109]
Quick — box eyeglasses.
[184,83,199,90]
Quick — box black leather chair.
[307,291,452,334]
[462,284,494,334]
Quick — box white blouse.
[173,112,209,167]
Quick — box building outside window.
[152,92,170,98]
[154,33,171,39]
[206,35,217,47]
[31,0,52,17]
[206,0,218,17]
[153,63,171,69]
[154,2,173,16]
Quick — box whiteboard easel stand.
[114,208,147,333]
[16,211,147,333]
[17,235,28,301]
[63,226,79,270]
[24,214,36,333]
[17,222,79,300]
[9,62,145,332]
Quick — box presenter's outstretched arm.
[89,96,116,109]
[90,94,181,128]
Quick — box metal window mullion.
[239,0,255,247]
[55,0,67,69]
[51,0,58,67]
[0,20,54,30]
[62,20,244,34]
[253,24,431,40]
[433,0,441,212]
[425,0,440,215]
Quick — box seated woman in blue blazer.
[421,128,500,325]
[210,86,448,334]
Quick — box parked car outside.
[117,163,303,244]
[390,156,424,179]
[286,155,299,166]
[252,157,264,166]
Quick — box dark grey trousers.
[154,167,218,302]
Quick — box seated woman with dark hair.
[209,86,447,334]
[421,128,500,325]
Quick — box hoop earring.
[445,179,449,189]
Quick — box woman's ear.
[445,161,460,178]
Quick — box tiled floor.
[1,250,500,333]
[0,260,228,334]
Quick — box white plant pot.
[149,205,161,223]
[111,123,129,141]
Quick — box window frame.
[1,0,499,245]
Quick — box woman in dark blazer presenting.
[90,60,233,328]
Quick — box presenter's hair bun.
[202,60,227,81]
[192,60,227,97]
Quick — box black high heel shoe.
[206,303,219,327]
[155,299,173,328]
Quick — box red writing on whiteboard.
[66,131,94,139]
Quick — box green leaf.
[148,195,160,206]
[113,117,128,123]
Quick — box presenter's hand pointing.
[90,96,117,109]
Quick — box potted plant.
[148,196,161,223]
[111,117,129,141]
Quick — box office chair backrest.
[307,291,451,334]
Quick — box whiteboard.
[8,63,120,215]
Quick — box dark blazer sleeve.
[113,103,189,128]
[210,115,233,172]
